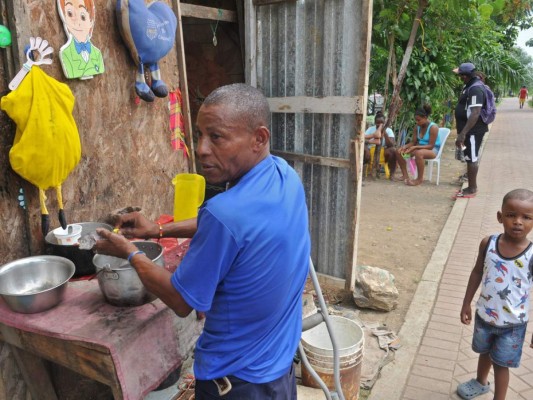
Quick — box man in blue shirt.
[96,84,310,399]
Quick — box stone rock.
[353,265,399,311]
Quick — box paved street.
[370,97,533,400]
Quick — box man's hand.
[112,212,159,239]
[94,229,138,260]
[455,133,465,149]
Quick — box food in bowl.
[0,255,75,313]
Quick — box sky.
[516,28,533,59]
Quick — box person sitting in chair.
[395,104,441,186]
[364,111,397,179]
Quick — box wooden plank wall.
[0,1,189,398]
[0,0,189,263]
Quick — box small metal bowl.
[0,255,75,314]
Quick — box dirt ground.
[317,131,465,334]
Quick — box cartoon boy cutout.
[57,0,105,79]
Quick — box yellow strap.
[56,185,64,209]
[39,189,49,215]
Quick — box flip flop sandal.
[453,189,477,199]
[457,378,490,399]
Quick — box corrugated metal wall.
[250,0,370,279]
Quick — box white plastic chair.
[426,127,451,185]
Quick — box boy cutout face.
[497,198,533,241]
[60,0,94,43]
[57,0,104,79]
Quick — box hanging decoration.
[117,0,177,102]
[168,89,189,158]
[2,38,81,236]
[57,0,105,80]
[0,25,11,48]
[210,9,223,47]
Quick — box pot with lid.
[45,222,113,277]
[92,241,164,307]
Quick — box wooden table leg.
[10,345,58,400]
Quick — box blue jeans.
[195,364,296,399]
[472,313,527,368]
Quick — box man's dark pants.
[195,364,296,399]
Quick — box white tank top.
[476,234,533,326]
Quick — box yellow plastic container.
[172,173,206,222]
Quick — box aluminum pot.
[92,241,164,307]
[45,222,112,277]
[0,255,75,313]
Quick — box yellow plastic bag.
[1,66,80,234]
[1,66,80,189]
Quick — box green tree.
[369,0,532,135]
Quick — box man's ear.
[497,211,503,223]
[253,126,270,150]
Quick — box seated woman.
[395,104,440,186]
[364,111,397,178]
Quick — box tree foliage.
[369,0,533,132]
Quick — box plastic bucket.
[52,224,82,246]
[172,173,206,222]
[301,316,364,400]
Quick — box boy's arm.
[460,236,490,325]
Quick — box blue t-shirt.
[171,155,310,383]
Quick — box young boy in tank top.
[458,189,533,400]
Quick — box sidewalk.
[369,98,533,400]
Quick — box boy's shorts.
[472,313,527,368]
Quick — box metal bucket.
[45,222,112,277]
[301,316,364,400]
[92,241,164,307]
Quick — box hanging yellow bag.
[1,66,81,235]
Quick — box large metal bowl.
[92,241,164,307]
[45,222,113,277]
[0,255,75,314]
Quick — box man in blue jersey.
[95,83,311,399]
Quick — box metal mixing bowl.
[92,241,164,307]
[0,255,75,314]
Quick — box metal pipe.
[298,342,332,400]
